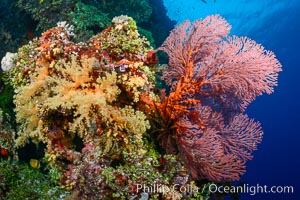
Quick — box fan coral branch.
[159,15,231,86]
[156,15,281,182]
[177,115,245,182]
[197,36,282,111]
[176,107,262,182]
[221,114,263,164]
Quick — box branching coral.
[176,107,263,182]
[155,15,282,182]
[159,15,281,114]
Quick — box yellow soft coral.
[14,56,121,146]
[14,53,152,158]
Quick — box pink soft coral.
[157,15,281,182]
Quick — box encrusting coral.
[3,14,281,199]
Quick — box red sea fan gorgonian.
[156,15,282,182]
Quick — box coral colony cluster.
[0,15,281,199]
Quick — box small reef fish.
[29,159,40,169]
[201,0,216,3]
[0,147,8,156]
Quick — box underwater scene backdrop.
[0,0,299,199]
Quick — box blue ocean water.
[163,0,300,199]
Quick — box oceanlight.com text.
[209,183,294,196]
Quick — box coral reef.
[2,14,281,199]
[0,0,174,62]
[0,108,15,158]
[85,0,153,24]
[7,16,192,199]
[15,0,155,42]
[0,160,69,199]
[70,2,110,41]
